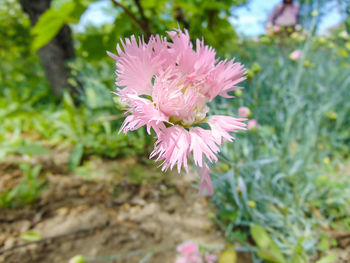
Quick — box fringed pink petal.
[119,93,168,136]
[205,59,247,100]
[207,115,247,144]
[109,35,168,96]
[150,126,191,173]
[189,127,219,167]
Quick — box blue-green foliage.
[211,34,350,260]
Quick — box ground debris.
[0,158,224,263]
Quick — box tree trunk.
[20,0,76,98]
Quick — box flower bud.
[238,107,251,118]
[289,50,302,61]
[234,89,243,98]
[248,200,256,208]
[323,157,330,165]
[251,62,261,74]
[247,119,258,131]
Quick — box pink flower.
[109,29,246,194]
[289,50,302,61]
[247,119,258,130]
[177,242,199,257]
[274,25,281,32]
[238,107,251,118]
[175,242,217,263]
[150,125,191,173]
[176,242,203,263]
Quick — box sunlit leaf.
[20,231,42,242]
[250,225,286,263]
[31,9,65,51]
[316,254,337,263]
[218,247,237,263]
[31,1,84,51]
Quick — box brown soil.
[0,155,226,263]
[1,154,349,263]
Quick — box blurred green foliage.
[0,0,31,52]
[0,164,45,208]
[0,57,152,161]
[0,0,152,167]
[35,0,249,57]
[250,225,338,263]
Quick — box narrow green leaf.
[291,237,307,263]
[69,143,84,171]
[250,224,271,249]
[63,91,76,113]
[250,225,286,263]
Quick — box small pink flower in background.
[238,107,251,118]
[109,29,247,195]
[266,26,273,35]
[289,50,302,61]
[176,242,202,263]
[177,241,199,256]
[175,242,217,263]
[273,25,281,32]
[247,119,258,130]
